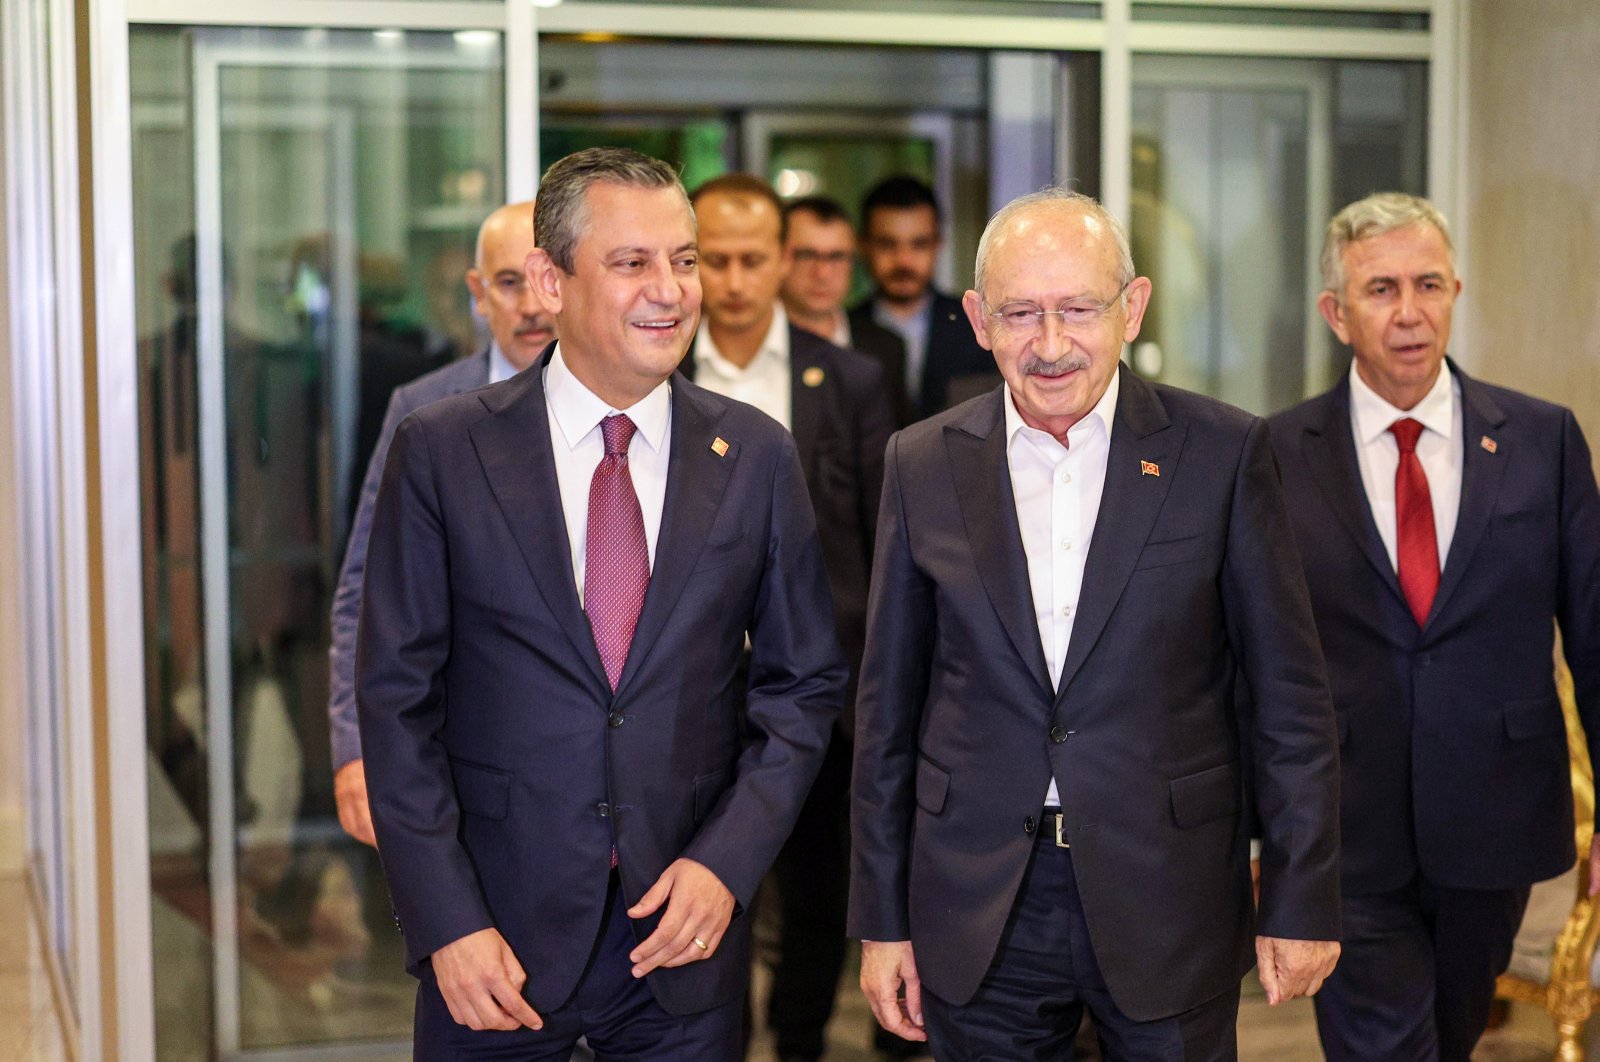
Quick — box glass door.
[132,25,504,1058]
[1128,54,1428,415]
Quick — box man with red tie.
[356,147,845,1059]
[1269,192,1600,1062]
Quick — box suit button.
[1050,726,1069,743]
[609,711,625,727]
[597,802,611,818]
[1024,816,1037,834]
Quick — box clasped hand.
[430,858,734,1030]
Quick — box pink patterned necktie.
[585,414,651,691]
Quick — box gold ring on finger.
[692,936,709,952]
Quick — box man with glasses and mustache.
[329,200,554,847]
[781,195,910,428]
[850,187,1342,1060]
[850,176,996,421]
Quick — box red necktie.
[1390,417,1439,628]
[585,415,650,691]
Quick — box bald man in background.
[329,200,555,844]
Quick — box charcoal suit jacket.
[849,367,1341,1022]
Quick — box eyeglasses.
[985,280,1131,336]
[790,248,853,268]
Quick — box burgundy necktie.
[1390,417,1439,628]
[585,415,650,691]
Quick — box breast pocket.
[1133,534,1208,572]
[691,530,751,575]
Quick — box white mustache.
[1020,353,1091,378]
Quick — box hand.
[1588,834,1600,897]
[1255,936,1340,1005]
[333,759,377,847]
[860,940,928,1042]
[431,927,543,1031]
[627,859,735,977]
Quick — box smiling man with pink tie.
[357,147,845,1060]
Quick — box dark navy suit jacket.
[1269,361,1600,895]
[328,350,491,770]
[849,290,996,421]
[849,368,1341,1022]
[682,324,892,722]
[356,348,846,1015]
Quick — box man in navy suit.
[328,200,552,846]
[684,173,894,1062]
[1269,192,1600,1062]
[780,195,910,429]
[849,176,996,421]
[357,147,845,1059]
[850,187,1342,1060]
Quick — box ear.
[465,268,488,312]
[961,289,994,351]
[526,248,564,316]
[1316,290,1350,345]
[1120,276,1154,344]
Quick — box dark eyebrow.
[673,242,699,256]
[493,269,522,281]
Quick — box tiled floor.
[0,870,1569,1061]
[0,873,71,1062]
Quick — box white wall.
[0,65,27,876]
[1464,0,1600,439]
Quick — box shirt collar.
[874,292,932,332]
[487,341,519,384]
[1348,359,1456,446]
[1004,366,1121,455]
[545,344,672,454]
[693,303,790,377]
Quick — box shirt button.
[1060,539,1072,551]
[1061,605,1072,618]
[1060,471,1072,484]
[1050,726,1069,743]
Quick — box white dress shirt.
[693,305,792,431]
[875,294,932,400]
[488,341,519,384]
[544,346,673,605]
[1348,361,1462,571]
[1005,371,1120,808]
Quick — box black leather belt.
[1041,807,1069,849]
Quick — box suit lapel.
[1300,379,1406,607]
[469,359,610,693]
[945,391,1054,700]
[788,327,822,474]
[1054,369,1183,702]
[614,380,736,697]
[1426,363,1509,629]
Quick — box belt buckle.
[1053,813,1070,849]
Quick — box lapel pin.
[802,366,825,388]
[1141,460,1160,477]
[1480,435,1498,454]
[711,437,730,457]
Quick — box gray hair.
[534,147,689,273]
[1320,192,1455,295]
[974,186,1135,296]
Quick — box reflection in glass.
[133,25,503,1056]
[1130,57,1426,415]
